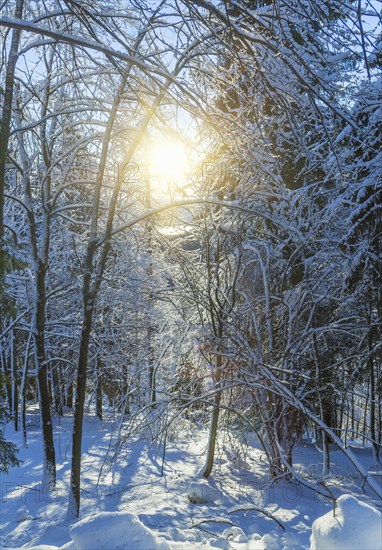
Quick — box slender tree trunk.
[52,365,63,417]
[339,400,344,437]
[67,382,73,409]
[313,331,331,476]
[0,0,24,239]
[362,381,369,446]
[351,389,355,435]
[201,354,222,478]
[1,344,12,414]
[121,371,130,416]
[322,414,331,477]
[145,172,156,407]
[11,329,18,431]
[67,303,93,518]
[368,338,379,464]
[344,397,349,448]
[320,380,332,476]
[148,329,156,407]
[20,331,32,446]
[366,304,380,464]
[265,393,284,477]
[96,356,102,421]
[202,390,222,478]
[35,260,56,491]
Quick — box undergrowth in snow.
[1,407,381,549]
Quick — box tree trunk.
[145,172,156,408]
[201,390,221,478]
[0,0,24,239]
[313,331,332,476]
[52,365,63,417]
[322,427,331,477]
[67,381,73,409]
[67,303,93,519]
[96,356,102,421]
[367,304,380,465]
[1,344,12,414]
[11,329,18,431]
[264,393,284,478]
[201,354,223,478]
[351,389,355,435]
[148,341,156,407]
[368,340,380,464]
[35,260,56,491]
[20,331,32,447]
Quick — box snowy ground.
[1,407,381,549]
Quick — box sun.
[147,138,189,191]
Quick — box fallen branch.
[228,505,285,531]
[191,517,236,528]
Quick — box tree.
[0,251,20,472]
[178,0,380,478]
[0,0,24,240]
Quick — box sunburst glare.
[147,138,190,192]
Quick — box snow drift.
[187,479,219,504]
[310,494,382,550]
[69,511,170,550]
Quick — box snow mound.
[168,527,187,542]
[310,494,382,550]
[187,480,219,503]
[261,533,282,549]
[15,506,30,522]
[210,537,232,549]
[69,511,170,550]
[222,526,248,543]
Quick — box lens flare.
[147,138,189,190]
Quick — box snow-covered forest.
[0,1,381,548]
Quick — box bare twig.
[227,505,285,531]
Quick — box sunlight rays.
[147,138,190,193]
